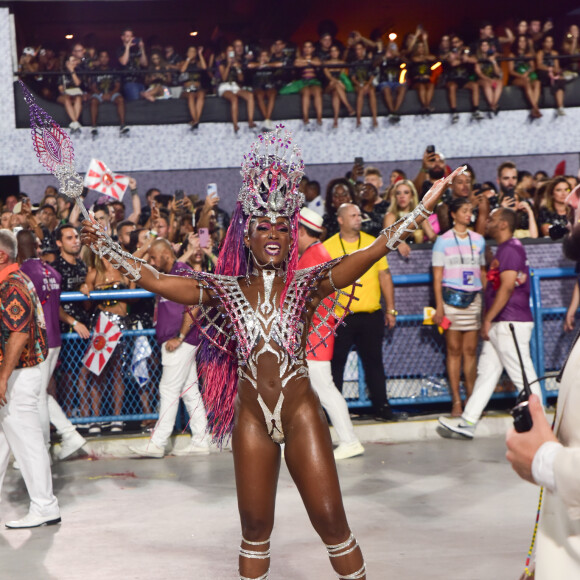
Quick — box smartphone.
[12,201,22,214]
[198,227,210,248]
[426,145,435,154]
[440,317,451,330]
[174,189,185,201]
[206,183,218,199]
[354,157,364,167]
[505,187,516,200]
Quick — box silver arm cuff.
[90,229,158,282]
[380,202,433,251]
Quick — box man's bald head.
[336,203,362,236]
[148,238,176,273]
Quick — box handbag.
[442,286,478,309]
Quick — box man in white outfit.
[130,239,209,458]
[297,208,364,459]
[17,230,86,461]
[438,208,543,438]
[506,229,580,579]
[0,229,61,528]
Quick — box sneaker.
[333,441,365,460]
[90,127,98,138]
[172,441,210,456]
[451,112,459,124]
[87,424,101,435]
[110,421,124,433]
[120,125,130,134]
[557,107,566,116]
[437,416,476,439]
[55,431,86,460]
[471,110,483,121]
[129,440,165,458]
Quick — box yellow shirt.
[323,231,388,315]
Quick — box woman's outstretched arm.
[80,217,206,306]
[318,166,465,296]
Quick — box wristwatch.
[177,333,185,340]
[387,309,398,316]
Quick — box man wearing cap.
[0,229,61,528]
[297,208,364,459]
[323,203,398,422]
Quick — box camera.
[549,223,569,241]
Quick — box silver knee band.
[240,536,271,560]
[380,202,432,250]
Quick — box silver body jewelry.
[380,201,432,250]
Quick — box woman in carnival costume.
[19,85,462,579]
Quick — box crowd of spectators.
[0,148,576,434]
[17,17,580,133]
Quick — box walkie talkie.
[509,323,533,432]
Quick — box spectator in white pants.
[0,229,60,528]
[297,208,364,459]
[18,231,86,461]
[438,208,543,439]
[130,239,209,458]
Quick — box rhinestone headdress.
[239,125,305,223]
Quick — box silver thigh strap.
[240,536,270,580]
[380,202,432,250]
[326,533,366,579]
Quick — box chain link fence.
[54,267,575,423]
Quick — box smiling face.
[246,216,291,268]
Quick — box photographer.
[496,162,538,239]
[538,177,573,238]
[413,146,449,199]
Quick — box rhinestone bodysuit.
[190,258,357,443]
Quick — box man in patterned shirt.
[0,229,61,528]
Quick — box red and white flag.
[84,158,129,201]
[83,312,122,375]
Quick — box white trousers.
[463,321,543,424]
[0,366,59,518]
[307,360,359,445]
[37,347,77,446]
[151,342,209,449]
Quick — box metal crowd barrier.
[56,268,576,424]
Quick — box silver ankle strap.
[240,571,269,580]
[380,201,432,250]
[338,563,366,579]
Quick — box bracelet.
[177,333,185,340]
[387,309,398,316]
[72,320,78,327]
[130,188,138,195]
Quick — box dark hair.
[324,178,355,215]
[563,225,580,262]
[39,204,57,214]
[300,223,322,239]
[449,197,471,215]
[127,228,146,254]
[92,203,109,215]
[498,208,517,233]
[145,188,160,200]
[308,180,321,195]
[55,223,77,242]
[497,161,517,177]
[117,219,136,232]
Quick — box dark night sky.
[4,0,579,55]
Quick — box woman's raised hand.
[422,166,467,213]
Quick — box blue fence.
[56,267,575,425]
